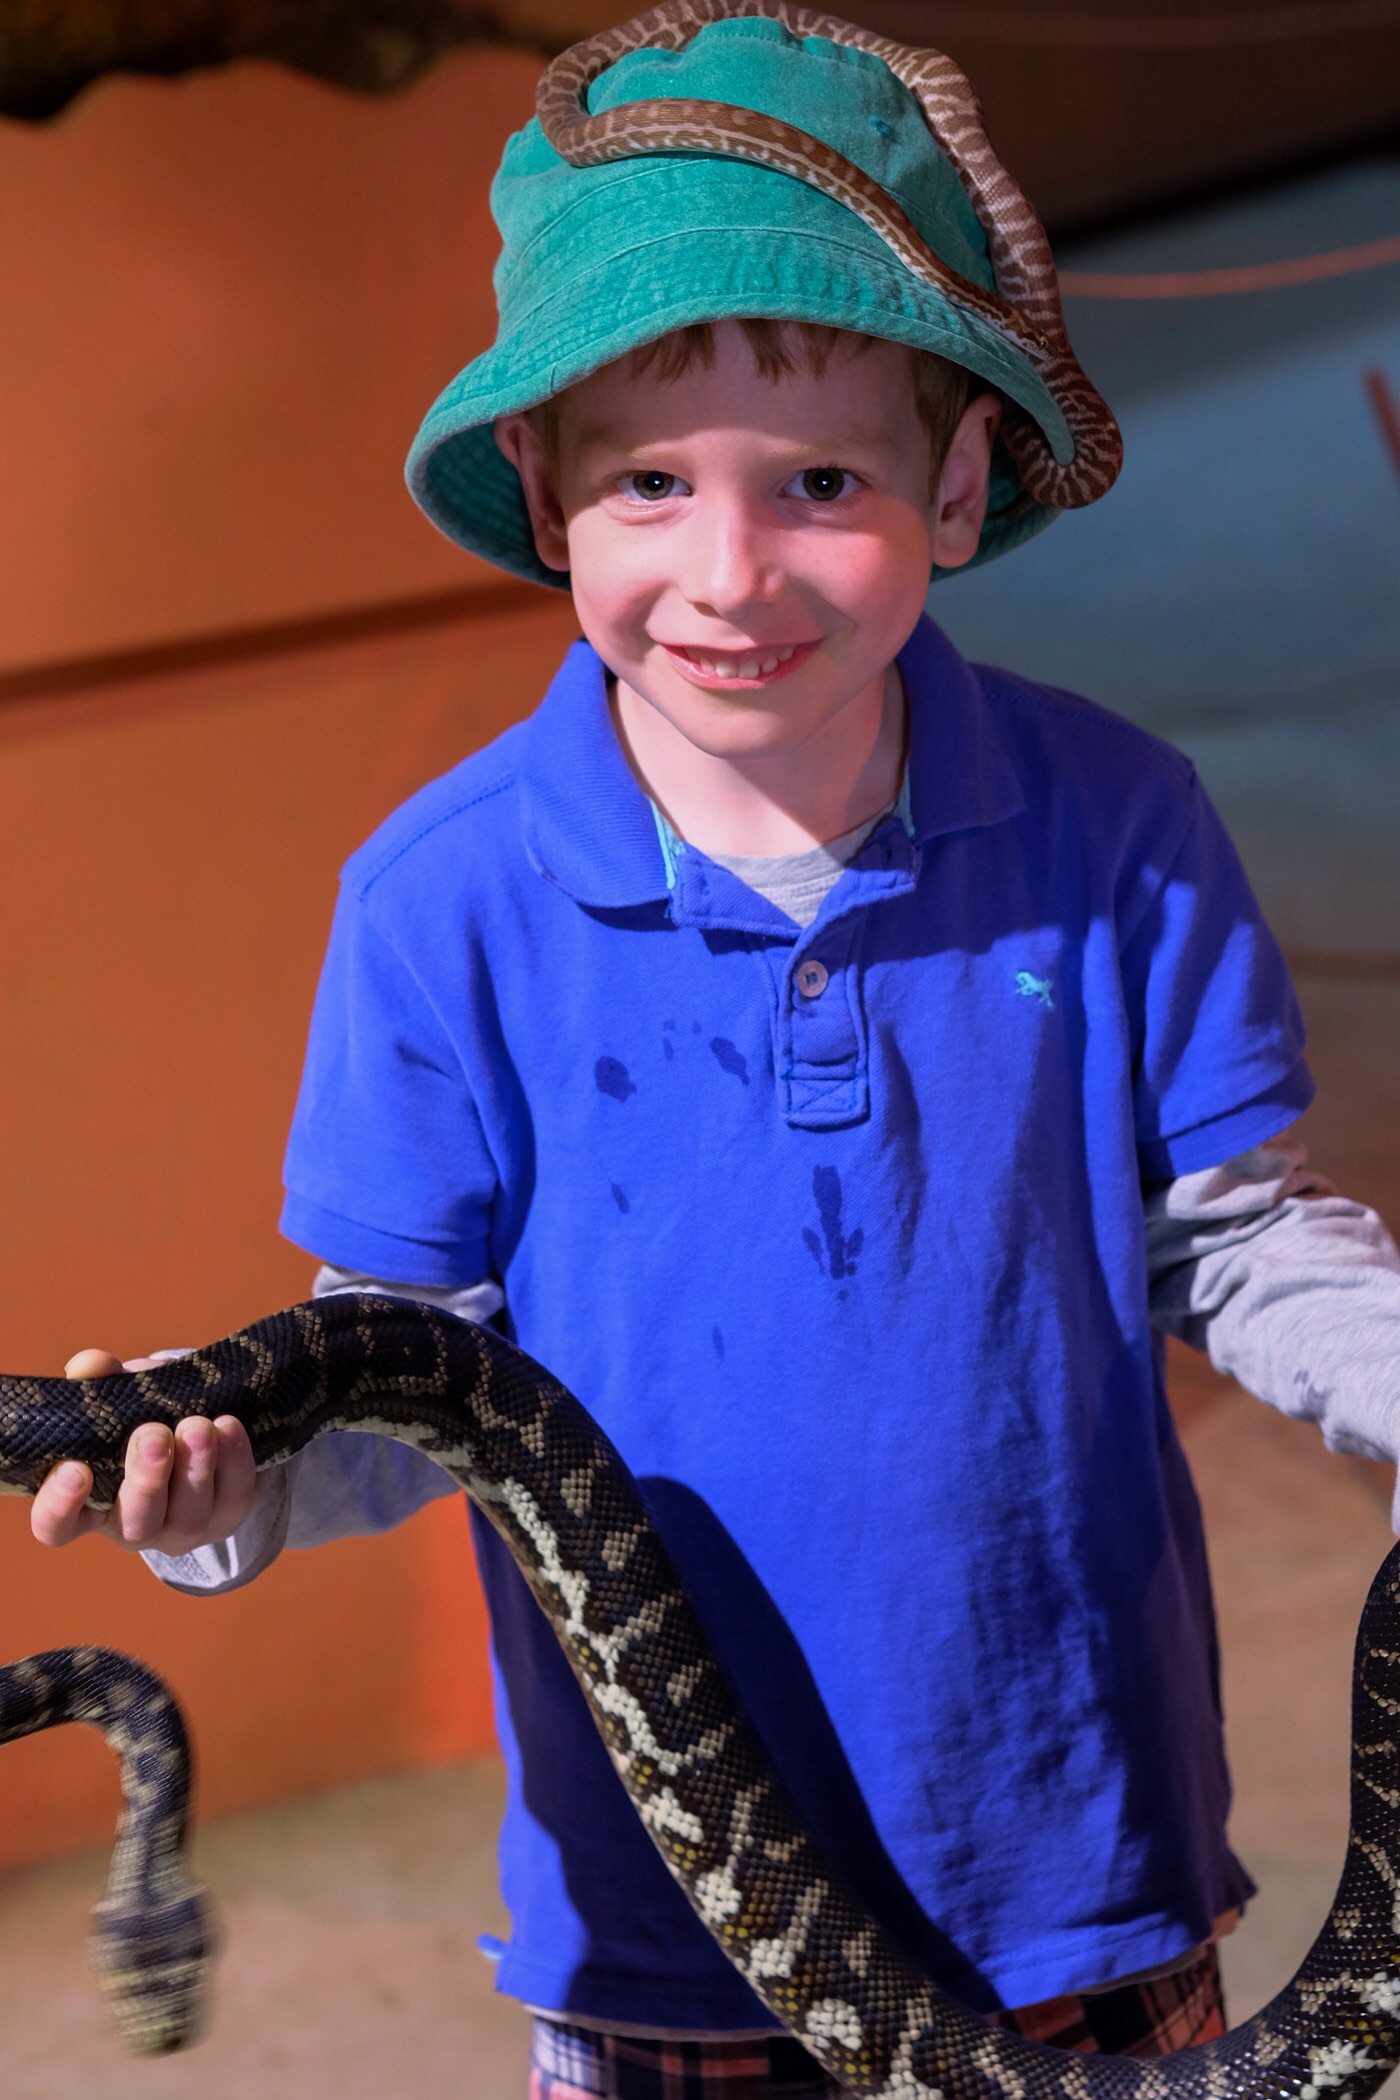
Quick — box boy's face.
[496,324,996,770]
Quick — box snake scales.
[2,1296,1400,2097]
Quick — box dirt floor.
[0,972,1396,2097]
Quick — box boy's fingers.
[41,1356,241,1552]
[161,1417,219,1543]
[30,1459,102,1546]
[113,1423,176,1547]
[64,1348,125,1380]
[205,1417,260,1538]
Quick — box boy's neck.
[609,664,907,859]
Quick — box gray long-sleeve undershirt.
[1146,1134,1400,1480]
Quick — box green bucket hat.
[405,0,1122,587]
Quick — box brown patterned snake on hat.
[3,1292,1400,2092]
[534,0,1123,515]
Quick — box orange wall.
[0,37,575,1873]
[0,44,592,1866]
[0,596,580,1866]
[0,49,542,674]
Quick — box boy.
[37,5,1400,2096]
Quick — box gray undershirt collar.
[650,771,911,929]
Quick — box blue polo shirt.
[282,615,1311,2027]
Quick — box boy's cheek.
[568,534,666,640]
[564,508,634,586]
[566,505,932,667]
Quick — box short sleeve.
[281,883,499,1285]
[1123,777,1313,1181]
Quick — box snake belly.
[0,1293,1397,2098]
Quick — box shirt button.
[795,959,829,999]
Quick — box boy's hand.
[30,1350,263,1552]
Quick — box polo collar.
[899,615,1026,841]
[517,616,1024,910]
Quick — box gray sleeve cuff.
[1147,1131,1400,1523]
[310,1263,506,1328]
[142,1458,295,1595]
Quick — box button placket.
[778,933,868,1129]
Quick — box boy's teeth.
[680,642,804,676]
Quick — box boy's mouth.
[661,640,819,687]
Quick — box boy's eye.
[620,471,688,503]
[784,467,857,503]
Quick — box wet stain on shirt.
[712,1325,725,1361]
[709,1037,750,1086]
[595,1055,637,1102]
[611,1183,630,1214]
[803,1165,863,1281]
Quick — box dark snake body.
[2,1294,1399,2096]
[0,1647,212,2052]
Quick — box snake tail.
[0,1646,214,2053]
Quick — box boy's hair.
[527,319,975,494]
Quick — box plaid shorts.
[527,1946,1226,2099]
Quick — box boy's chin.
[636,691,827,762]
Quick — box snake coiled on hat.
[534,0,1123,513]
[3,1294,1400,2094]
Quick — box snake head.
[88,1880,218,2054]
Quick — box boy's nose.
[679,504,781,618]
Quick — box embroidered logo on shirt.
[1014,970,1055,1011]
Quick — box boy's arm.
[1146,1131,1400,1513]
[141,1268,504,1595]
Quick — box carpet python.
[534,0,1124,515]
[1,1293,1398,2097]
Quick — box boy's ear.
[929,393,1001,572]
[494,414,571,573]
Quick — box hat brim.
[406,157,1072,585]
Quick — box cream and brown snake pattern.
[534,0,1123,512]
[2,1292,1400,2096]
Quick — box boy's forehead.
[556,332,921,453]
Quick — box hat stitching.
[488,190,1055,403]
[584,26,979,201]
[504,218,996,329]
[499,161,672,278]
[499,148,979,296]
[429,243,1059,436]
